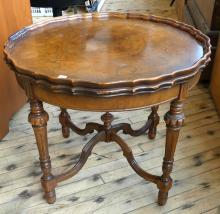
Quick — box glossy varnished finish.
[4,13,211,206]
[28,99,56,203]
[4,13,210,97]
[6,16,204,82]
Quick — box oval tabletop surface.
[4,13,211,96]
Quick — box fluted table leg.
[157,100,185,206]
[29,99,56,204]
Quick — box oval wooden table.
[4,13,211,206]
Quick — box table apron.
[32,85,180,111]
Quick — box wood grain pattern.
[101,0,178,19]
[175,0,185,21]
[0,85,220,214]
[158,100,184,205]
[0,0,32,139]
[4,13,211,97]
[174,0,219,81]
[3,12,211,207]
[210,38,220,115]
[195,0,215,28]
[28,99,56,204]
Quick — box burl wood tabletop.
[4,13,210,97]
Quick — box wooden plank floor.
[2,1,220,214]
[101,0,177,19]
[0,84,220,214]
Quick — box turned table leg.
[28,99,56,204]
[148,106,160,139]
[157,100,184,206]
[59,108,70,138]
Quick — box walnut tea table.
[4,13,211,206]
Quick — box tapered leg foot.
[59,108,70,138]
[148,106,160,139]
[158,190,168,206]
[45,189,56,204]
